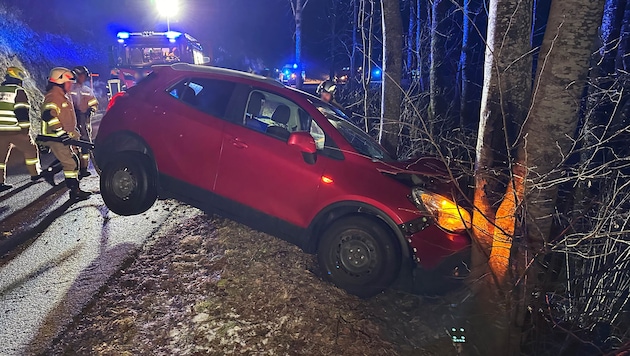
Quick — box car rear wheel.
[317,216,401,298]
[100,152,157,216]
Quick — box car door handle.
[230,137,248,149]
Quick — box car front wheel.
[317,216,402,298]
[100,152,157,216]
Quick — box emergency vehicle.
[107,30,211,99]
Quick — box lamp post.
[156,0,179,32]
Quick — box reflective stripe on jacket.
[70,83,98,113]
[0,84,28,132]
[41,85,78,137]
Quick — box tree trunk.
[469,0,533,354]
[407,0,415,77]
[469,0,607,353]
[350,0,359,89]
[459,0,471,128]
[473,0,533,281]
[521,0,606,256]
[295,0,303,64]
[379,0,404,156]
[329,0,338,80]
[429,0,449,125]
[615,0,630,71]
[290,0,308,88]
[416,0,428,90]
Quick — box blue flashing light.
[284,70,290,76]
[117,31,130,39]
[166,31,182,39]
[373,69,381,77]
[293,63,298,69]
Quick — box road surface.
[0,114,179,355]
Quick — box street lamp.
[156,0,179,32]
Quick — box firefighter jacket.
[41,85,79,138]
[70,82,98,114]
[0,83,30,132]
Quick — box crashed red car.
[95,63,471,297]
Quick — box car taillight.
[106,91,126,112]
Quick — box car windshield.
[312,100,393,161]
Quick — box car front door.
[214,88,327,228]
[151,77,236,192]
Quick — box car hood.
[375,156,450,178]
[374,157,461,198]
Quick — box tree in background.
[379,0,404,155]
[288,0,309,88]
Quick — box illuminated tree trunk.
[379,0,404,156]
[469,0,533,353]
[470,0,606,353]
[473,0,533,285]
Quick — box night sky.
[16,0,332,74]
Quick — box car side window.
[243,90,301,141]
[168,78,235,119]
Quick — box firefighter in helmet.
[41,67,91,200]
[0,66,41,192]
[70,65,98,178]
[316,80,345,112]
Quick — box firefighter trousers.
[47,141,79,180]
[76,111,92,170]
[0,130,40,184]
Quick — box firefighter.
[70,65,97,179]
[0,66,41,192]
[316,80,345,112]
[41,67,91,200]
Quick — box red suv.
[95,63,471,297]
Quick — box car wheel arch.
[306,201,411,260]
[95,131,158,173]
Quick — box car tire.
[317,216,402,298]
[100,152,157,216]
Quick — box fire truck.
[107,31,211,99]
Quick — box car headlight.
[411,188,471,233]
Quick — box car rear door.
[214,88,327,228]
[149,77,236,191]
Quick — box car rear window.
[168,77,236,119]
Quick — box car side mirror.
[288,132,316,153]
[288,132,317,164]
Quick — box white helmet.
[48,67,75,84]
[316,80,337,95]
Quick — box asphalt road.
[0,114,178,355]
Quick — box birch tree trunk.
[521,0,606,257]
[472,0,533,285]
[379,0,404,156]
[469,0,533,353]
[468,0,606,353]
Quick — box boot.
[0,183,12,193]
[79,168,92,179]
[40,162,62,186]
[66,178,91,201]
